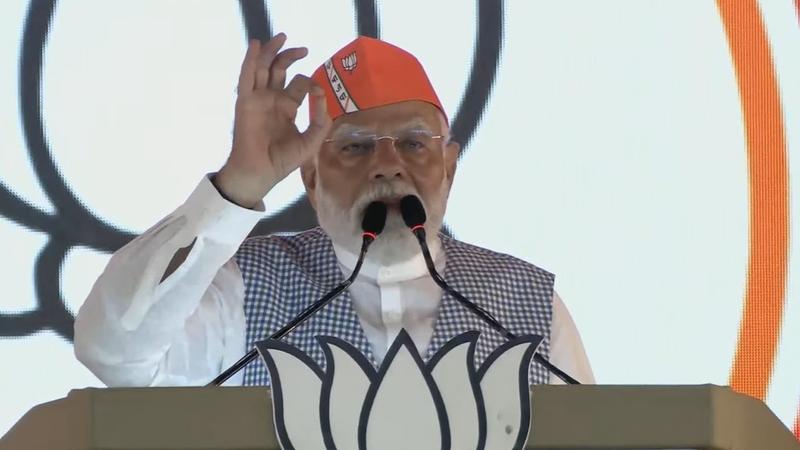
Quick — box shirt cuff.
[178,173,265,245]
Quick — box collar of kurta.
[332,236,444,284]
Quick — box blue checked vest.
[235,227,554,385]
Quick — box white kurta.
[74,175,594,387]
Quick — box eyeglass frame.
[322,129,448,153]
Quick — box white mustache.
[354,181,418,212]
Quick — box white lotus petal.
[363,336,444,450]
[447,0,747,387]
[257,343,325,450]
[0,216,46,313]
[479,337,541,450]
[266,0,357,135]
[429,333,483,450]
[61,245,110,317]
[41,0,245,233]
[320,338,374,450]
[378,0,476,118]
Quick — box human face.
[301,100,460,261]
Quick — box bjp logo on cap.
[341,51,357,72]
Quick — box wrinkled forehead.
[328,101,448,138]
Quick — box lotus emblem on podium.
[255,330,543,450]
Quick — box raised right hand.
[215,33,332,208]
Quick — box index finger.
[237,39,261,93]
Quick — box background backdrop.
[1,0,799,437]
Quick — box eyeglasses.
[323,129,446,156]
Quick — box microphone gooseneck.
[207,201,387,387]
[399,195,581,385]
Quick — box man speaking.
[74,34,594,387]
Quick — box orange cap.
[310,36,446,122]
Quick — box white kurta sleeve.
[73,174,264,387]
[548,291,595,384]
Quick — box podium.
[2,385,798,449]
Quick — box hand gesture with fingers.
[215,33,331,208]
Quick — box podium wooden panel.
[2,385,798,449]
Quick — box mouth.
[374,196,404,213]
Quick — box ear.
[300,159,319,211]
[444,140,460,187]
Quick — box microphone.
[399,195,580,385]
[207,201,387,386]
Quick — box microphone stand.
[410,225,580,385]
[206,233,376,387]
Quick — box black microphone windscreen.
[361,202,387,234]
[400,195,426,228]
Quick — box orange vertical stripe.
[716,0,789,400]
[795,406,799,438]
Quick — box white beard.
[315,178,449,266]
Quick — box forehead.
[329,100,445,135]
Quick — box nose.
[369,138,406,180]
